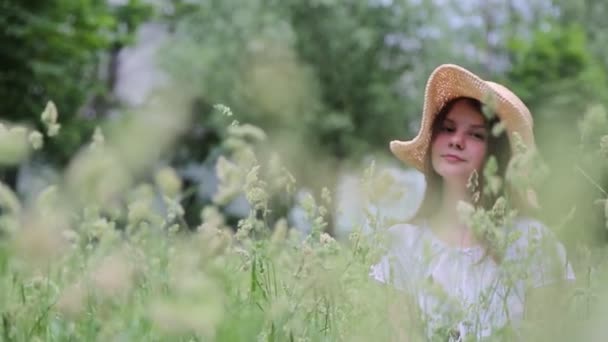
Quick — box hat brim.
[390,64,534,173]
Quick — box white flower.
[0,126,30,165]
[320,232,334,245]
[0,181,21,215]
[155,166,182,198]
[47,123,61,137]
[28,130,44,150]
[41,100,58,124]
[90,126,105,149]
[213,103,233,117]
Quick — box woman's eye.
[470,132,486,140]
[442,126,455,132]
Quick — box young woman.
[370,64,575,340]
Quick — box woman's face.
[431,99,489,182]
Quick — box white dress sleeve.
[369,224,423,291]
[504,218,575,289]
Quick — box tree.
[0,0,152,166]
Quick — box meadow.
[0,100,607,341]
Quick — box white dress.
[370,217,575,340]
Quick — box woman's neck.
[431,179,480,248]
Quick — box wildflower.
[24,276,59,301]
[198,205,225,231]
[247,187,269,211]
[235,218,254,241]
[466,169,479,193]
[348,231,360,244]
[55,282,87,318]
[35,185,60,215]
[269,159,296,195]
[491,196,507,219]
[300,192,316,218]
[271,218,288,244]
[312,216,328,238]
[128,183,155,203]
[511,132,527,154]
[213,103,233,117]
[91,251,135,298]
[155,166,182,198]
[41,100,58,124]
[506,149,548,191]
[168,224,180,235]
[491,121,505,137]
[149,299,223,338]
[213,156,242,206]
[281,169,297,194]
[40,101,61,136]
[482,157,502,196]
[198,226,231,257]
[28,130,44,150]
[320,232,335,245]
[0,216,18,236]
[579,105,607,146]
[227,123,267,142]
[149,269,224,338]
[91,126,105,149]
[13,210,69,268]
[481,93,497,120]
[84,217,117,243]
[321,187,332,205]
[164,196,185,222]
[62,229,79,246]
[47,123,61,137]
[127,199,154,225]
[245,166,268,210]
[0,125,30,165]
[65,148,132,207]
[223,137,249,152]
[0,181,21,215]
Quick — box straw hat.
[390,64,535,173]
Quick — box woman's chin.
[435,165,474,180]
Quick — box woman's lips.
[442,154,465,162]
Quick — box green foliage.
[0,0,152,164]
[160,0,424,186]
[556,0,608,72]
[506,23,607,110]
[505,22,608,244]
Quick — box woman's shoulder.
[384,221,427,249]
[386,220,426,237]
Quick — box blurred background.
[1,0,607,246]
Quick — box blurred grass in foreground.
[0,94,607,341]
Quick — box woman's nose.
[448,132,464,150]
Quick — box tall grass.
[0,99,607,341]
